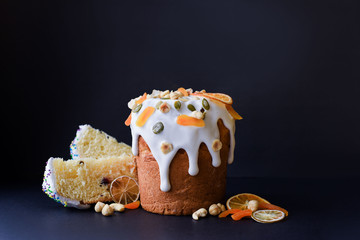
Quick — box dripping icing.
[129,95,236,192]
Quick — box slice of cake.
[42,156,136,208]
[70,124,132,159]
[42,125,136,208]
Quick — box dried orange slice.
[251,210,285,223]
[110,176,140,205]
[226,193,270,210]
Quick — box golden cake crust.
[136,119,230,215]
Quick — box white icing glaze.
[70,124,91,159]
[129,95,236,192]
[42,157,90,209]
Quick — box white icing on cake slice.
[42,158,90,209]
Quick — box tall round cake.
[125,88,241,215]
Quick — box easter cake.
[126,88,242,215]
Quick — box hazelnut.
[217,203,226,212]
[161,142,173,154]
[159,102,171,113]
[190,111,204,120]
[247,200,259,212]
[209,204,222,216]
[212,139,222,152]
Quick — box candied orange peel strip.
[226,105,243,120]
[136,92,147,104]
[258,202,288,216]
[176,115,205,127]
[191,92,233,105]
[135,106,155,127]
[177,87,189,96]
[218,209,242,218]
[231,209,252,221]
[124,200,140,209]
[125,113,132,126]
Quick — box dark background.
[4,1,360,239]
[9,0,360,182]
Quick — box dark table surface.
[1,177,358,240]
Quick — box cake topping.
[160,141,173,154]
[178,97,189,102]
[135,106,155,127]
[170,91,182,100]
[132,103,142,113]
[212,139,223,152]
[159,102,171,113]
[226,104,243,120]
[177,87,189,96]
[190,110,205,120]
[176,115,205,127]
[174,100,181,110]
[187,104,196,112]
[136,93,147,104]
[202,98,210,110]
[155,100,163,109]
[152,122,164,134]
[159,90,170,99]
[126,88,242,192]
